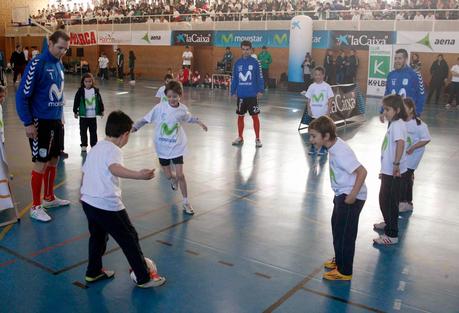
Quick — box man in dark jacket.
[335,49,347,84]
[10,45,26,84]
[346,49,359,83]
[427,54,449,105]
[323,49,335,85]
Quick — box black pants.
[13,66,24,83]
[79,117,97,147]
[262,68,269,88]
[427,82,444,104]
[331,194,365,275]
[303,74,312,90]
[400,168,415,204]
[448,82,459,105]
[100,68,109,80]
[82,201,150,284]
[117,66,124,79]
[379,174,404,238]
[129,67,135,81]
[0,67,5,85]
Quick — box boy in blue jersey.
[380,49,426,122]
[231,40,264,148]
[16,30,71,222]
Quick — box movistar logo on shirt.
[160,122,179,136]
[381,134,388,152]
[312,92,325,102]
[239,71,252,82]
[48,82,65,107]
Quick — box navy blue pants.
[332,194,365,275]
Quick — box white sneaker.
[373,222,386,230]
[81,146,87,153]
[232,137,244,146]
[30,206,52,222]
[42,197,71,209]
[183,203,195,215]
[373,234,399,245]
[399,203,413,213]
[445,103,451,109]
[255,139,262,148]
[137,274,166,288]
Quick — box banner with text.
[172,31,213,46]
[131,31,171,46]
[69,31,98,46]
[331,31,396,51]
[367,45,393,97]
[397,31,459,53]
[98,31,132,45]
[214,30,289,48]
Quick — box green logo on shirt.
[330,167,337,185]
[407,136,413,147]
[381,135,388,152]
[160,123,179,136]
[312,92,325,102]
[85,96,96,107]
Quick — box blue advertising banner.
[312,31,331,49]
[214,30,289,48]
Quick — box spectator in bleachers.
[413,11,425,20]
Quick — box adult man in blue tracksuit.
[231,40,264,148]
[380,48,426,122]
[16,30,71,222]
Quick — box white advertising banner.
[130,31,171,46]
[98,31,132,45]
[367,45,393,97]
[397,31,459,53]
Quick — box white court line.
[144,86,158,90]
[402,266,409,275]
[268,105,301,113]
[116,91,129,95]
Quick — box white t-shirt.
[380,119,408,175]
[405,119,431,170]
[98,56,109,69]
[451,64,459,82]
[84,88,96,118]
[155,85,168,103]
[81,140,125,211]
[328,138,367,200]
[182,51,193,66]
[135,102,197,159]
[305,82,334,118]
[23,49,29,61]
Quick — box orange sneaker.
[323,269,352,281]
[323,258,337,270]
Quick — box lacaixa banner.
[172,31,214,46]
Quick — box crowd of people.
[27,0,459,26]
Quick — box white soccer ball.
[129,257,158,283]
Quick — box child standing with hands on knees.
[309,116,367,281]
[399,98,431,212]
[73,73,104,153]
[81,110,166,289]
[132,80,207,215]
[374,94,408,245]
[302,66,334,156]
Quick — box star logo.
[142,32,150,43]
[176,33,186,43]
[336,35,349,46]
[416,33,433,50]
[291,21,300,29]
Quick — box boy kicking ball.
[81,110,166,288]
[309,116,367,281]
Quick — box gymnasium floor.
[0,77,458,313]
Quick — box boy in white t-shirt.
[182,46,193,68]
[446,57,459,109]
[80,110,166,289]
[155,74,174,103]
[302,66,334,156]
[309,116,367,281]
[133,80,207,215]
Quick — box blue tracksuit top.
[16,49,65,126]
[383,65,426,115]
[231,56,264,98]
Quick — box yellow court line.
[0,180,67,241]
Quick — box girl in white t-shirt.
[309,116,367,281]
[132,80,207,215]
[155,74,173,103]
[374,95,408,245]
[302,66,334,156]
[399,98,431,212]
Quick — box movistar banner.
[214,30,289,48]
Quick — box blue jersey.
[231,56,264,98]
[16,50,65,126]
[384,66,426,115]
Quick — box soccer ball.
[129,80,136,86]
[129,257,158,284]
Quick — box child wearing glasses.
[132,80,207,215]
